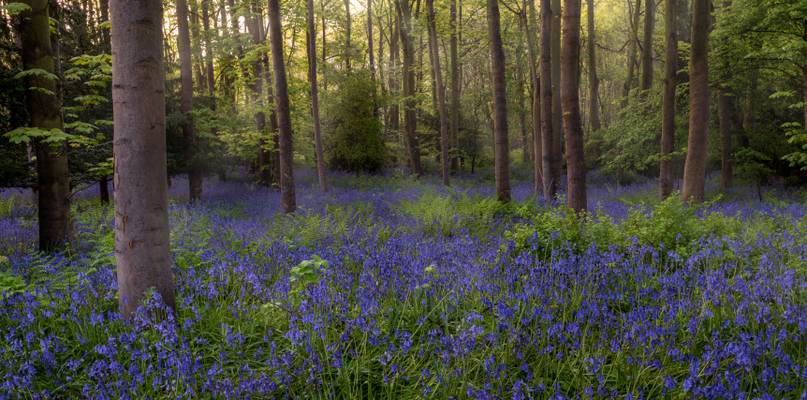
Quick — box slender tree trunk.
[540,0,556,200]
[344,0,351,70]
[681,0,710,203]
[640,0,655,91]
[99,0,111,205]
[586,0,600,132]
[449,0,461,172]
[741,68,756,145]
[110,0,175,316]
[427,0,449,185]
[561,0,586,212]
[177,0,202,202]
[660,0,677,198]
[486,0,510,202]
[20,0,70,251]
[265,58,281,187]
[526,0,542,193]
[398,0,421,175]
[307,0,328,191]
[718,89,734,192]
[268,0,296,213]
[389,11,400,145]
[550,0,562,186]
[248,4,271,185]
[623,0,641,101]
[190,0,205,90]
[368,0,375,77]
[202,0,216,97]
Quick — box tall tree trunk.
[368,0,375,77]
[307,0,328,191]
[550,0,562,186]
[486,0,510,202]
[681,0,710,203]
[177,0,202,202]
[623,0,641,101]
[540,0,556,200]
[389,11,400,146]
[427,0,449,185]
[449,0,461,172]
[718,89,734,192]
[99,0,111,205]
[190,0,205,90]
[585,0,600,132]
[344,0,351,70]
[248,3,270,185]
[397,0,421,175]
[526,0,542,193]
[639,0,655,91]
[20,0,70,251]
[660,0,677,198]
[110,0,175,316]
[265,56,281,187]
[202,0,216,97]
[268,0,296,213]
[561,0,586,212]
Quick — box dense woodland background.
[2,0,806,207]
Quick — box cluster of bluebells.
[0,171,805,399]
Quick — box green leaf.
[3,2,31,15]
[14,68,59,82]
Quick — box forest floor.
[0,169,805,399]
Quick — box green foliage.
[3,126,83,145]
[289,256,328,307]
[326,71,386,173]
[398,191,522,237]
[3,2,31,15]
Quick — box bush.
[326,70,386,173]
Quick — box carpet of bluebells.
[0,169,805,399]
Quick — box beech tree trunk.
[202,0,216,97]
[248,3,270,185]
[449,0,461,172]
[397,0,421,175]
[307,0,328,192]
[623,0,641,101]
[268,0,296,213]
[550,0,563,186]
[389,12,400,146]
[20,0,70,251]
[110,0,175,316]
[561,0,586,212]
[718,89,734,192]
[540,0,556,200]
[640,0,655,91]
[486,0,510,202]
[660,0,677,198]
[586,0,600,132]
[682,0,710,203]
[427,0,450,185]
[525,0,542,193]
[99,0,111,205]
[177,0,202,202]
[368,0,375,77]
[344,0,351,70]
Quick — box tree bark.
[177,0,202,202]
[640,0,655,91]
[19,0,70,251]
[660,0,676,198]
[550,0,563,186]
[486,0,510,202]
[623,0,641,101]
[561,0,586,212]
[202,0,216,97]
[307,0,328,191]
[343,0,351,70]
[718,89,734,192]
[397,0,421,175]
[368,0,375,78]
[585,0,600,132]
[681,0,710,203]
[523,0,542,193]
[389,11,400,148]
[540,0,556,200]
[449,0,461,171]
[268,0,296,213]
[427,0,449,185]
[110,0,175,317]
